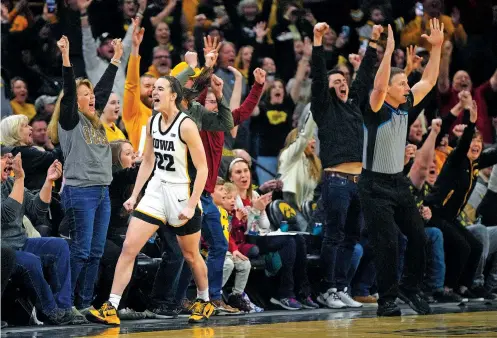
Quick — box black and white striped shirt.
[362,91,414,174]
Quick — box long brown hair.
[48,79,101,144]
[280,128,322,182]
[110,140,133,171]
[109,140,143,217]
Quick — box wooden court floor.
[2,303,496,337]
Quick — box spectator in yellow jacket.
[122,21,156,152]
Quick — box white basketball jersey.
[150,112,195,185]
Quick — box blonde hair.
[224,182,236,194]
[0,115,29,146]
[48,78,100,144]
[280,128,322,182]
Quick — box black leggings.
[253,234,311,299]
[431,218,483,289]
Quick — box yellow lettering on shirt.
[266,110,288,125]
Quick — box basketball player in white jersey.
[87,76,214,325]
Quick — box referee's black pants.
[358,169,427,305]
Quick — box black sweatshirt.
[425,121,497,222]
[9,146,63,191]
[107,165,140,243]
[310,45,377,169]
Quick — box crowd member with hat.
[79,0,133,102]
[34,95,58,118]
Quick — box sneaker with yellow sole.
[86,301,120,326]
[188,299,215,324]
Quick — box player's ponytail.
[161,76,184,111]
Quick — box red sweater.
[439,81,495,144]
[228,197,252,252]
[200,82,263,193]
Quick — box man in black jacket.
[311,22,379,309]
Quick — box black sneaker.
[432,289,463,303]
[377,300,401,317]
[118,308,147,320]
[398,289,432,315]
[459,288,484,301]
[419,290,435,304]
[144,303,179,319]
[44,308,76,325]
[470,285,497,300]
[228,293,251,313]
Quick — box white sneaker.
[337,288,363,308]
[317,288,347,309]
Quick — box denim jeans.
[346,243,363,289]
[320,174,363,291]
[201,194,228,300]
[150,225,192,307]
[352,237,376,297]
[61,185,111,309]
[467,224,497,288]
[255,156,278,185]
[424,227,445,290]
[14,238,71,315]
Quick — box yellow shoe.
[86,301,121,326]
[188,299,215,324]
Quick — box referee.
[358,19,444,316]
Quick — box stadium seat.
[301,200,317,223]
[267,200,298,231]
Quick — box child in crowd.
[211,177,258,313]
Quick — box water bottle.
[248,215,260,236]
[280,220,289,232]
[312,223,322,236]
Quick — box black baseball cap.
[1,144,14,156]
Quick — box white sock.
[197,289,209,302]
[109,294,122,309]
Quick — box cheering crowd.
[1,0,497,327]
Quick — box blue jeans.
[424,227,445,290]
[14,238,71,315]
[255,156,278,185]
[320,175,363,291]
[346,243,363,289]
[150,225,192,307]
[201,194,228,300]
[61,185,111,309]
